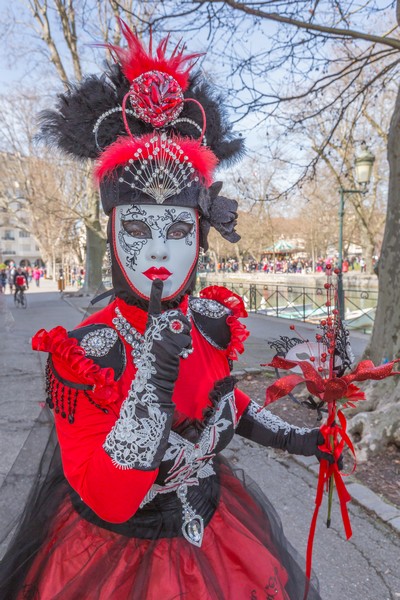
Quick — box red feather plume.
[106,20,202,90]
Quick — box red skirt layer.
[18,459,321,600]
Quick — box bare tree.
[148,0,400,456]
[2,1,156,293]
[183,1,399,358]
[0,149,83,277]
[0,94,80,269]
[309,110,388,274]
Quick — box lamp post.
[337,144,375,321]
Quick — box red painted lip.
[142,267,172,281]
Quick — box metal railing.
[197,279,377,333]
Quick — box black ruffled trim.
[46,358,109,424]
[172,376,237,443]
[48,357,93,391]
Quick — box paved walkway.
[0,282,399,599]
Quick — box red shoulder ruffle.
[32,326,118,403]
[200,286,249,360]
[200,285,247,318]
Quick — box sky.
[0,0,394,201]
[0,0,282,193]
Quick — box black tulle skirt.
[0,424,321,600]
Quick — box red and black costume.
[0,286,322,599]
[0,23,324,600]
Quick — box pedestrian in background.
[7,266,15,294]
[33,268,41,287]
[0,270,6,293]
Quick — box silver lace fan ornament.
[118,132,200,204]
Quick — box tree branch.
[27,0,69,86]
[202,0,400,50]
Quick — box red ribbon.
[304,410,355,599]
[263,353,400,599]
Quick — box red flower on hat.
[106,21,202,130]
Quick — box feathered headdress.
[39,21,243,248]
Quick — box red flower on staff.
[262,270,400,599]
[263,356,400,408]
[341,383,366,408]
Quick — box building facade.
[0,205,43,267]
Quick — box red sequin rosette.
[129,70,184,128]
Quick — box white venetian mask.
[112,204,199,301]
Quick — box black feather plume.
[175,77,245,166]
[38,64,244,165]
[38,66,151,159]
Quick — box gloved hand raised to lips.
[145,278,192,393]
[103,279,192,470]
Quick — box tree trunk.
[81,223,106,294]
[81,192,106,295]
[209,250,218,272]
[348,81,400,458]
[234,245,243,272]
[362,241,374,275]
[347,378,400,460]
[311,238,316,273]
[52,250,56,281]
[368,83,400,364]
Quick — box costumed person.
[0,22,338,600]
[13,267,29,302]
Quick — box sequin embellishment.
[189,297,230,319]
[112,307,144,362]
[80,328,118,357]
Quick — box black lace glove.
[237,400,339,464]
[146,279,192,393]
[103,280,192,470]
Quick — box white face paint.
[113,204,199,301]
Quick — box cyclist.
[13,267,29,302]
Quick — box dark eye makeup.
[166,222,194,240]
[122,219,194,240]
[122,220,152,239]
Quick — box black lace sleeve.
[236,400,322,457]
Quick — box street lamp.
[338,144,375,321]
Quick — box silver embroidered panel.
[140,391,237,507]
[189,297,230,319]
[104,311,177,469]
[80,328,118,357]
[246,400,310,436]
[103,383,168,469]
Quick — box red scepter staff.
[261,264,400,599]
